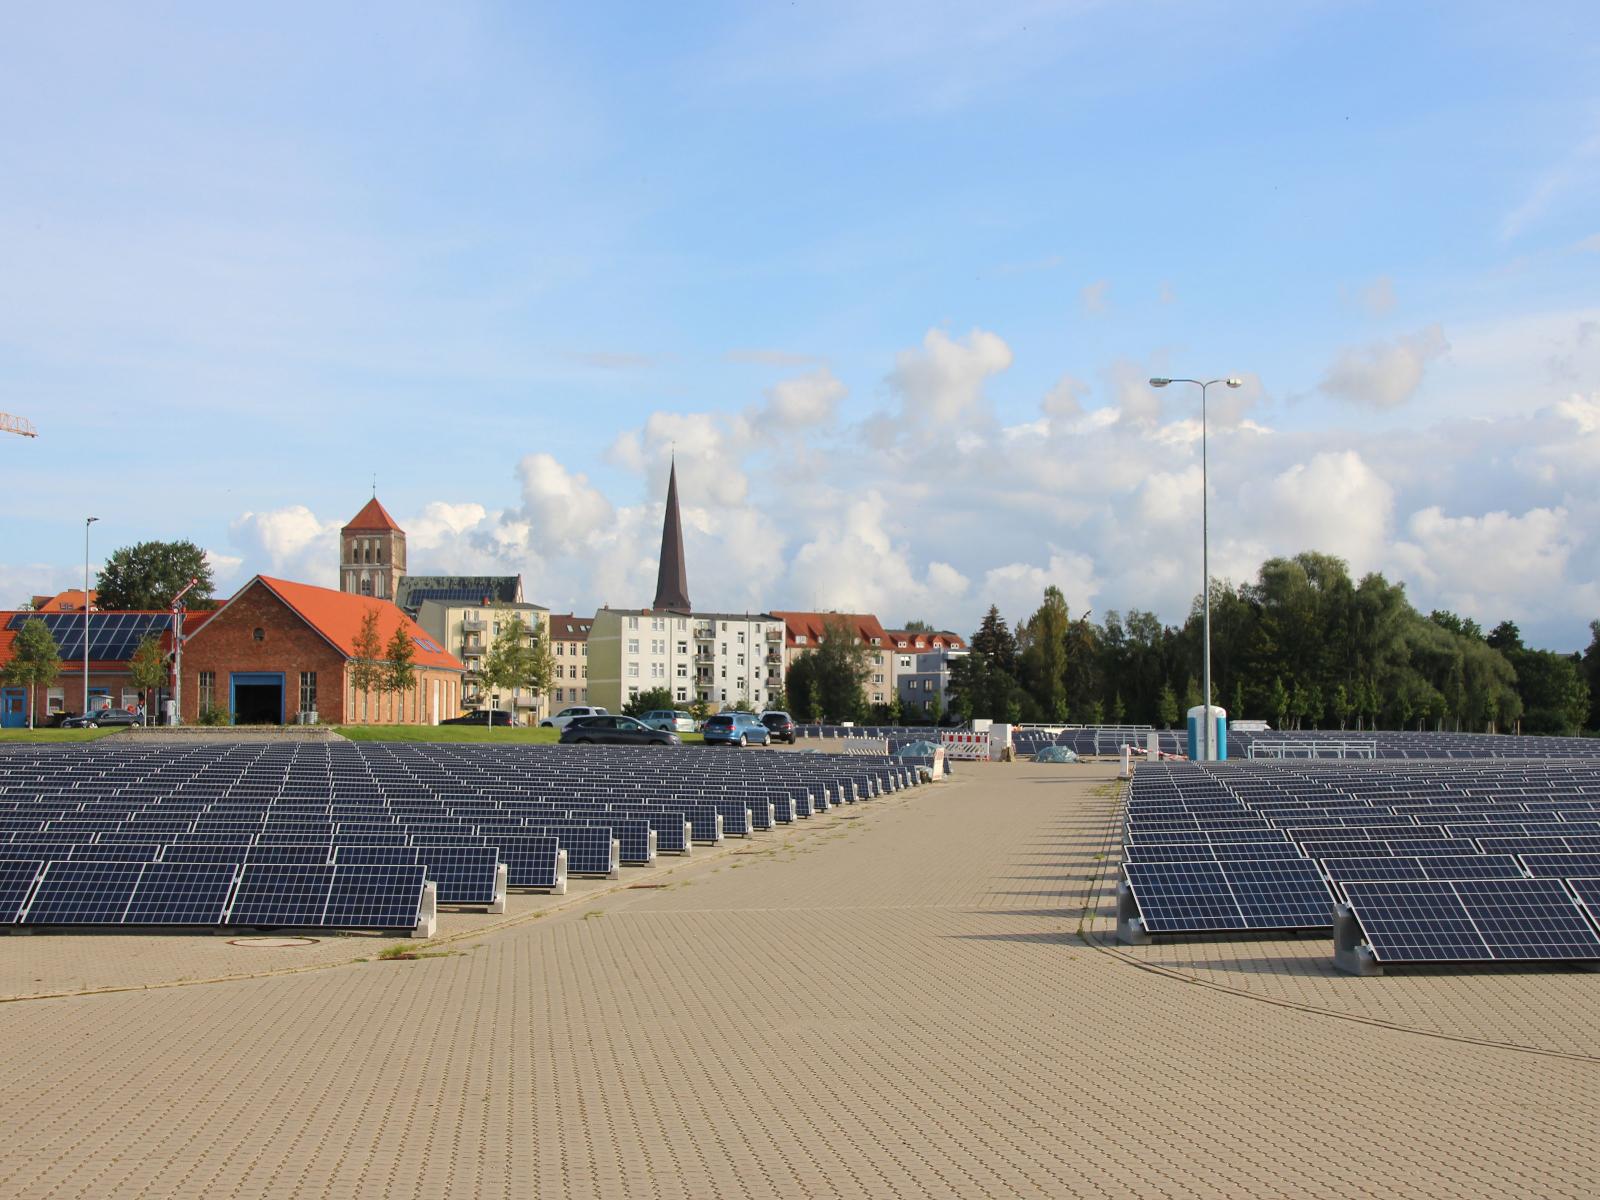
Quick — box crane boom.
[1,413,38,438]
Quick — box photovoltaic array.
[1120,757,1600,970]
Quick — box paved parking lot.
[1,761,1596,1198]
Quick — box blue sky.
[4,2,1599,648]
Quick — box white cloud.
[1041,373,1088,419]
[785,490,969,618]
[1253,451,1395,570]
[760,368,846,427]
[228,506,341,586]
[514,453,614,554]
[1390,505,1595,627]
[980,552,1101,624]
[1080,279,1110,315]
[887,327,1012,424]
[1319,324,1449,408]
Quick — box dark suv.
[759,711,796,744]
[441,709,514,726]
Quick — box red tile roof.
[547,614,592,642]
[33,589,98,612]
[342,497,403,533]
[885,629,967,651]
[191,577,463,671]
[770,611,889,649]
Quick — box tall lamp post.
[1148,376,1242,762]
[83,516,99,719]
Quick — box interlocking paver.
[0,761,1596,1199]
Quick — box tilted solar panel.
[123,863,238,925]
[24,861,145,924]
[1518,853,1600,879]
[0,859,44,922]
[1342,878,1600,963]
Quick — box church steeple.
[652,458,691,612]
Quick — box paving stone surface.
[0,761,1596,1199]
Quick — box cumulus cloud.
[785,490,970,617]
[980,552,1100,623]
[1389,505,1594,626]
[1254,451,1395,570]
[1041,373,1088,419]
[514,453,614,556]
[887,327,1013,424]
[760,368,846,427]
[228,506,342,586]
[1320,324,1448,408]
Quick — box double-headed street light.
[1148,376,1242,762]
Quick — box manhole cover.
[227,937,319,948]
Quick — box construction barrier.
[940,731,992,761]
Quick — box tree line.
[951,551,1596,735]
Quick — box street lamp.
[83,516,99,720]
[1148,376,1242,762]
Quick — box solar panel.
[229,865,335,926]
[493,835,563,889]
[24,861,144,924]
[1215,860,1334,929]
[323,864,426,928]
[0,859,43,922]
[5,611,172,662]
[1518,853,1600,878]
[408,844,499,904]
[1342,878,1600,963]
[124,863,237,925]
[1122,862,1241,931]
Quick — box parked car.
[440,709,514,726]
[559,715,680,746]
[758,710,796,744]
[701,711,772,747]
[641,709,697,734]
[539,705,610,730]
[60,707,143,729]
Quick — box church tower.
[652,459,691,612]
[340,497,406,600]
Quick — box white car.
[540,705,610,730]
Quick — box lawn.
[0,728,122,743]
[336,725,704,744]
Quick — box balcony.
[694,626,715,641]
[459,616,486,632]
[766,628,783,642]
[694,651,715,664]
[765,651,782,664]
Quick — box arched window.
[361,578,372,596]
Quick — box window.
[581,644,588,656]
[737,632,745,645]
[736,654,745,667]
[652,617,665,631]
[627,639,639,654]
[252,627,265,641]
[361,578,372,595]
[676,688,687,701]
[627,663,639,678]
[651,662,665,678]
[651,639,665,654]
[198,671,215,710]
[676,641,688,654]
[300,672,317,713]
[554,688,565,702]
[721,622,727,632]
[796,635,807,646]
[627,617,639,630]
[676,664,687,677]
[899,656,912,668]
[628,686,639,698]
[555,665,565,679]
[47,687,64,715]
[556,643,565,655]
[873,674,884,684]
[720,666,726,678]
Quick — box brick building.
[339,497,407,601]
[180,576,464,725]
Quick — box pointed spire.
[652,456,691,612]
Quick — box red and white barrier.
[940,731,992,761]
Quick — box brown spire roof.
[343,496,403,533]
[652,459,691,612]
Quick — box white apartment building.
[415,599,550,722]
[587,608,784,712]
